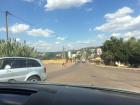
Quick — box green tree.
[126,38,140,67]
[102,37,140,67]
[102,37,129,65]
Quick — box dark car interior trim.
[0,83,140,105]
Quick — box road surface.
[47,63,140,93]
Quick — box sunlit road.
[47,63,140,93]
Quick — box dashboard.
[0,94,29,105]
[0,83,140,105]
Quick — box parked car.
[0,57,47,82]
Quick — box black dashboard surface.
[0,94,29,105]
[0,83,140,105]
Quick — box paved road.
[47,63,140,93]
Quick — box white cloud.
[55,41,61,44]
[97,34,110,41]
[67,43,73,49]
[111,33,121,37]
[45,0,92,11]
[0,27,6,32]
[10,23,30,33]
[57,37,65,41]
[123,31,140,40]
[105,7,133,19]
[22,0,47,7]
[71,39,96,49]
[27,40,52,52]
[0,23,55,38]
[27,40,65,52]
[0,23,30,34]
[97,34,104,39]
[95,7,140,32]
[27,28,54,37]
[27,39,96,52]
[76,40,95,44]
[108,31,140,40]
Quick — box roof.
[0,57,37,60]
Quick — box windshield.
[0,0,140,93]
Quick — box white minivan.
[0,57,47,82]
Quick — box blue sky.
[0,0,140,52]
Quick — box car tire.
[27,76,41,82]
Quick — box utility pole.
[5,11,9,40]
[62,46,65,59]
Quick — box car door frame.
[9,58,28,81]
[0,58,14,81]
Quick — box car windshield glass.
[1,0,140,93]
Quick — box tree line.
[101,37,140,67]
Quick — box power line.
[2,11,61,41]
[9,12,39,28]
[0,11,38,40]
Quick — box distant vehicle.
[0,57,47,82]
[81,59,86,63]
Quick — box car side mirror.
[4,65,11,69]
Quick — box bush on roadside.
[0,40,38,58]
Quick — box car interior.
[0,83,140,105]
